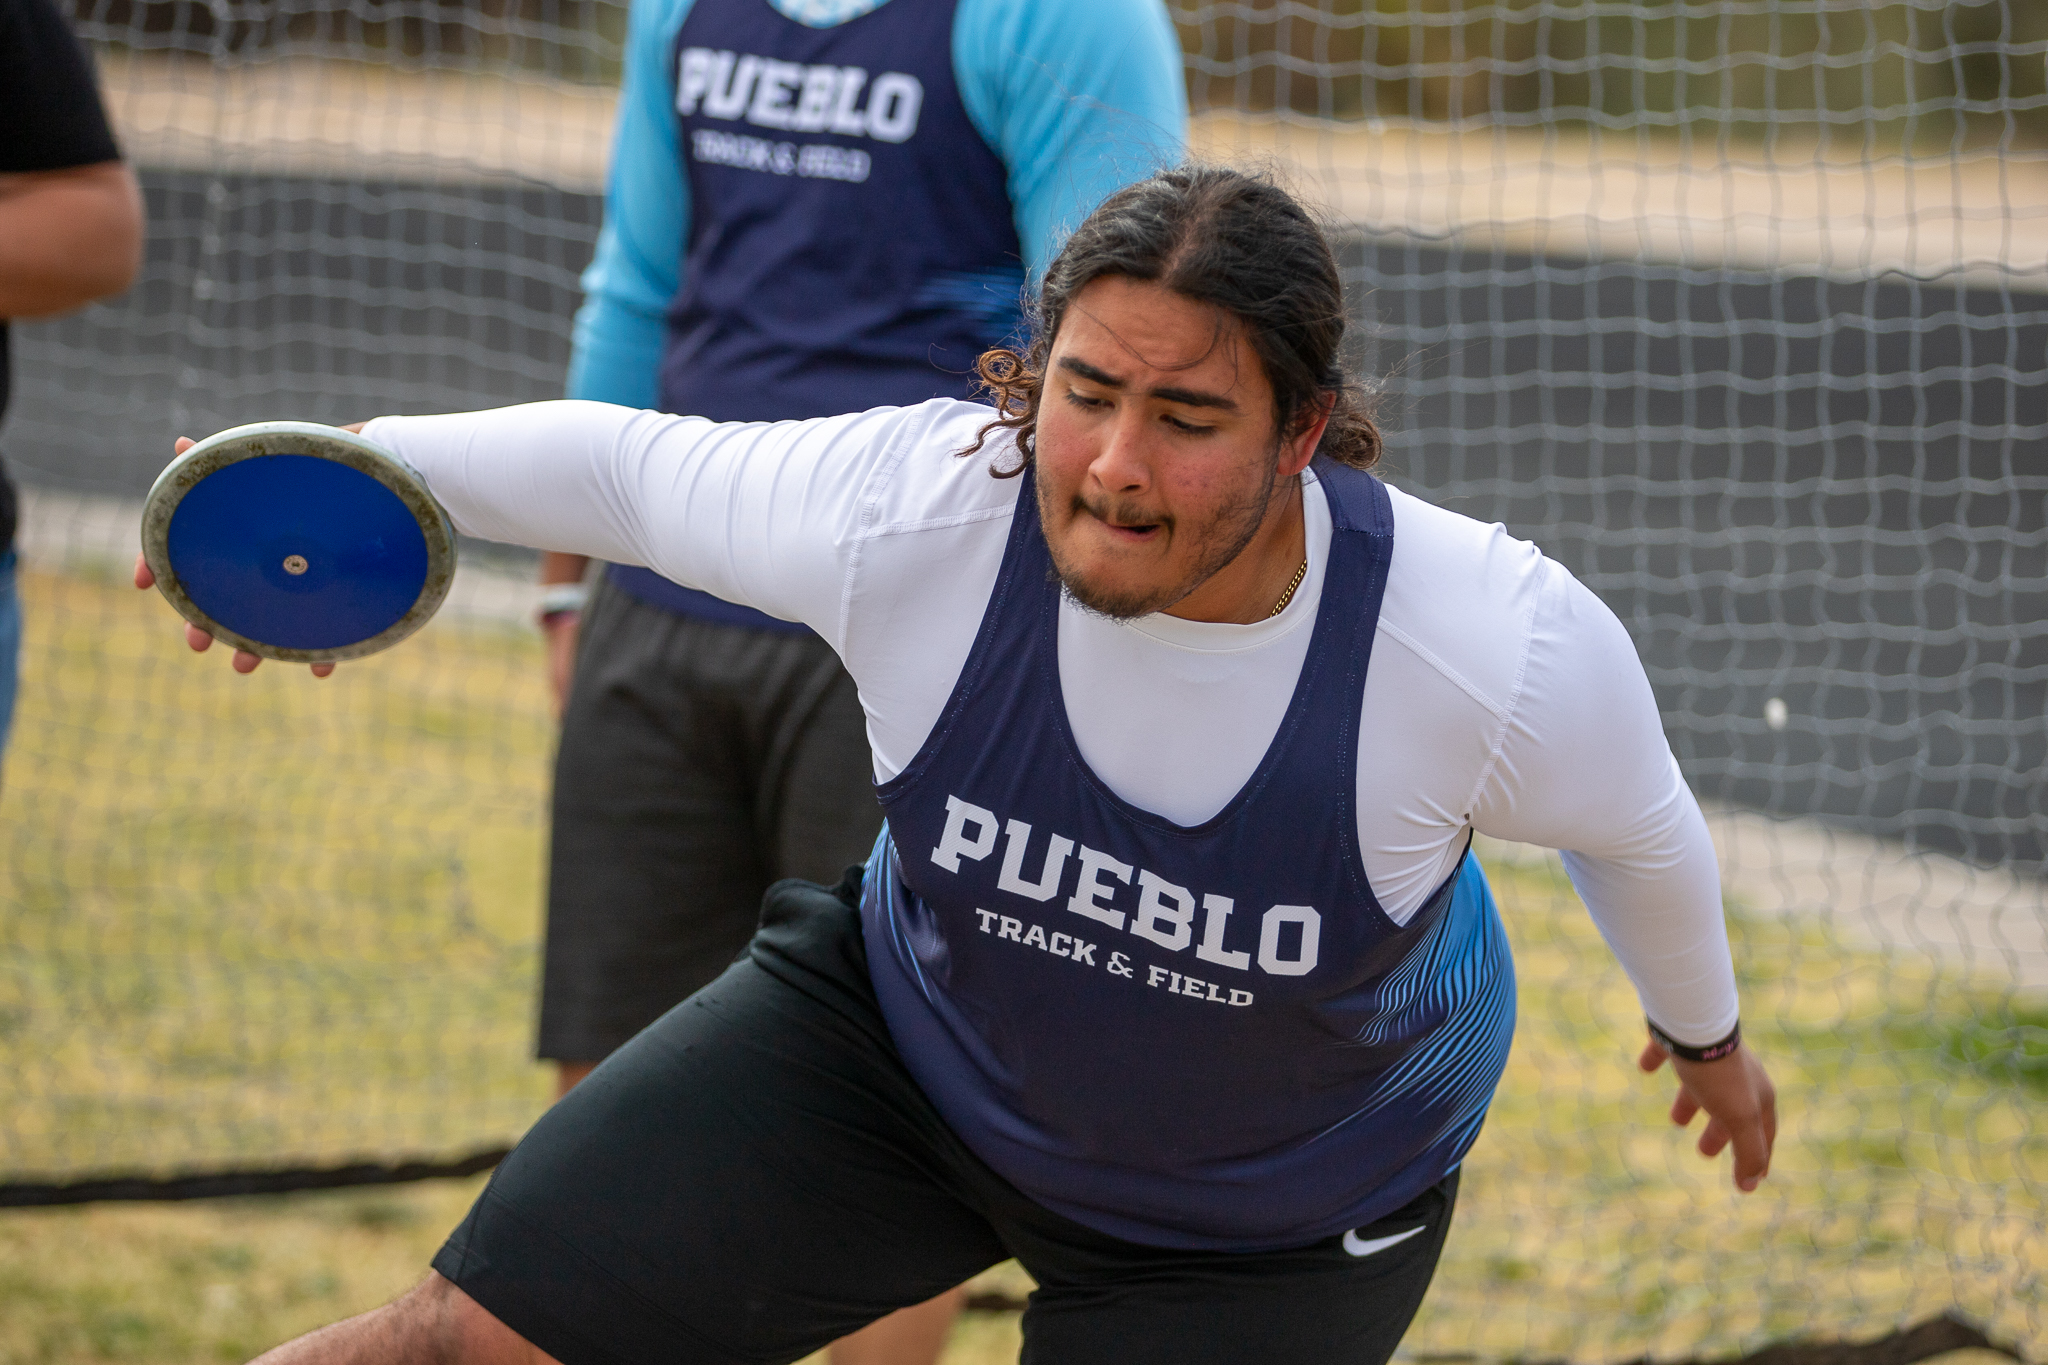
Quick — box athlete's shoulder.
[1382,482,1551,589]
[852,397,1026,539]
[1372,481,1568,718]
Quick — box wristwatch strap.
[1647,1018,1741,1063]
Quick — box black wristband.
[1646,1018,1741,1063]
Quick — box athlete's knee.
[399,1273,558,1365]
[247,1273,551,1365]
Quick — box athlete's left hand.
[133,432,358,678]
[1639,1034,1777,1193]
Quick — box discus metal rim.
[141,421,457,663]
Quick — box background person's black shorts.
[436,870,1461,1365]
[539,574,883,1063]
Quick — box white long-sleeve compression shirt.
[363,397,1740,1044]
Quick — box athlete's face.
[1033,277,1326,624]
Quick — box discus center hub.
[283,554,310,576]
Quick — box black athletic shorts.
[436,870,1460,1365]
[539,573,883,1062]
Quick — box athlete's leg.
[247,1273,553,1365]
[439,874,1009,1365]
[825,1291,965,1365]
[1005,1173,1461,1365]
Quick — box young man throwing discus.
[149,165,1776,1365]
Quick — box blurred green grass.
[1,566,2044,1363]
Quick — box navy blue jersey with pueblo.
[660,0,1022,423]
[865,458,1519,1252]
[616,0,1026,629]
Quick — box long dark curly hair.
[963,164,1381,475]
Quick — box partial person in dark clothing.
[0,0,146,769]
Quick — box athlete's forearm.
[361,400,878,635]
[1560,781,1739,1046]
[366,401,653,562]
[1472,569,1739,1044]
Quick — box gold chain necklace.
[1268,558,1309,618]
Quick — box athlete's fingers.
[1728,1113,1771,1191]
[179,614,317,677]
[1668,1047,1777,1192]
[184,623,266,676]
[147,440,194,597]
[1638,1038,1669,1073]
[1742,1070,1779,1192]
[1696,1114,1731,1158]
[1669,1086,1701,1128]
[160,424,364,679]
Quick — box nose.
[1086,407,1152,497]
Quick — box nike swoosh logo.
[1342,1224,1426,1258]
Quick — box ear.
[1277,394,1334,478]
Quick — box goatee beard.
[1039,461,1279,622]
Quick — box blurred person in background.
[533,2,1184,1359]
[0,0,145,779]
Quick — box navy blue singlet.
[614,0,1025,629]
[863,460,1518,1252]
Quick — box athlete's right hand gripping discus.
[140,421,456,664]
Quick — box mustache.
[1072,492,1170,532]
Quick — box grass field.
[2,564,2044,1364]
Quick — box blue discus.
[140,421,456,663]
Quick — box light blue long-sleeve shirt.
[566,0,1188,408]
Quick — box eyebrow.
[1057,357,1241,413]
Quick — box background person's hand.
[537,550,590,719]
[1639,1032,1778,1192]
[544,612,579,717]
[134,435,336,678]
